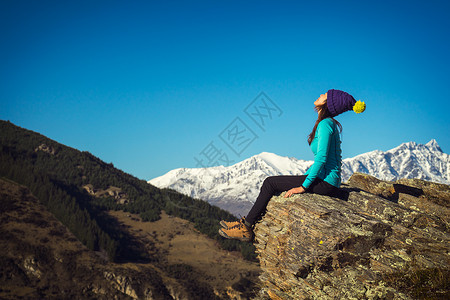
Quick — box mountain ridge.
[149,139,450,217]
[0,119,260,298]
[0,119,254,260]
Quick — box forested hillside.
[0,120,256,262]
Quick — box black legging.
[245,175,342,225]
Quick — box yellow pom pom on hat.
[353,100,366,114]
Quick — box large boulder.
[253,173,449,299]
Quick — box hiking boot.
[220,216,250,229]
[219,219,240,229]
[218,218,253,242]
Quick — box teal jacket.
[302,118,342,189]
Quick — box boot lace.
[228,217,247,230]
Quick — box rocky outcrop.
[103,270,154,299]
[34,143,56,155]
[83,184,129,204]
[253,173,449,299]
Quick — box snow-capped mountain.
[149,140,449,217]
[341,140,448,182]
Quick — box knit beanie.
[327,89,366,117]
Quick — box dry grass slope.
[0,177,260,299]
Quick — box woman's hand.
[284,186,306,198]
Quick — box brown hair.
[307,102,342,145]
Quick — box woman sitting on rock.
[219,89,366,242]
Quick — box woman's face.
[314,92,327,107]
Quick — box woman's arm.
[301,119,334,189]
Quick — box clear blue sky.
[1,0,449,180]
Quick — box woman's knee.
[262,176,276,187]
[261,177,274,192]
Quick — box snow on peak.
[342,140,449,183]
[257,151,282,162]
[393,141,417,151]
[426,139,442,152]
[256,152,300,173]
